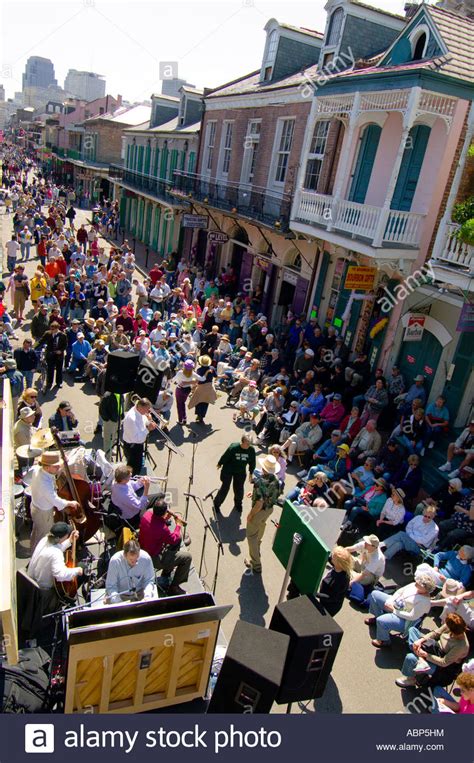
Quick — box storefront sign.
[257,257,272,273]
[424,365,433,375]
[344,266,377,291]
[208,231,229,244]
[283,269,298,286]
[407,355,415,364]
[403,315,425,342]
[182,214,208,229]
[456,302,474,332]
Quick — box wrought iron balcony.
[430,222,474,290]
[171,171,292,231]
[109,164,176,205]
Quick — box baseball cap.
[50,521,72,538]
[363,534,380,548]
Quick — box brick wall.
[318,119,344,194]
[95,123,125,164]
[426,109,470,259]
[199,99,312,195]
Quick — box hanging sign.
[404,315,425,342]
[406,355,415,364]
[424,366,433,375]
[182,214,208,229]
[208,231,229,244]
[344,266,377,291]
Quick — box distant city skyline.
[2,0,407,104]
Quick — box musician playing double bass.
[29,451,80,554]
[28,522,82,613]
[139,494,192,597]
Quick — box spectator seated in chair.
[381,505,439,561]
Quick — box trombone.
[131,394,184,458]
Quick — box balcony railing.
[172,171,292,231]
[432,223,474,272]
[53,146,82,161]
[109,164,175,204]
[296,191,425,248]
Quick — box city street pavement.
[2,202,434,715]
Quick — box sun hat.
[19,406,35,420]
[40,451,62,467]
[393,486,406,500]
[258,454,281,475]
[248,380,257,387]
[363,534,380,548]
[448,478,462,491]
[414,374,425,382]
[4,358,17,370]
[199,355,212,367]
[375,478,388,490]
[337,443,350,454]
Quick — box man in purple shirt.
[110,465,151,529]
[320,393,346,434]
[139,494,192,596]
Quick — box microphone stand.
[184,492,223,596]
[184,440,198,522]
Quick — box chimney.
[404,2,419,18]
[116,94,123,107]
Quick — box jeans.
[20,242,31,260]
[368,590,408,643]
[22,370,34,389]
[401,626,437,677]
[383,531,422,560]
[285,486,301,503]
[399,435,424,455]
[430,687,454,713]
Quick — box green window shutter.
[152,206,161,250]
[153,148,160,178]
[160,148,169,180]
[391,125,430,212]
[188,151,196,174]
[137,146,144,173]
[348,124,382,204]
[144,145,151,175]
[168,149,178,183]
[180,150,186,171]
[126,144,131,169]
[312,251,330,315]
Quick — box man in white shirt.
[105,539,156,604]
[29,521,81,590]
[346,534,386,586]
[29,451,80,553]
[6,235,20,272]
[382,505,439,560]
[28,522,82,617]
[122,397,158,475]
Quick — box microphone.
[203,489,217,501]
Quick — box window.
[220,121,233,175]
[204,121,216,172]
[323,52,334,69]
[326,8,343,47]
[412,32,427,61]
[304,120,329,191]
[262,30,278,81]
[241,120,261,184]
[267,30,278,62]
[274,119,295,184]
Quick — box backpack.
[0,648,50,713]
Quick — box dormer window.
[326,8,344,47]
[263,29,278,81]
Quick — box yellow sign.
[344,266,377,291]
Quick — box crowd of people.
[2,142,472,714]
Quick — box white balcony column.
[431,101,474,262]
[292,98,319,224]
[372,86,422,247]
[327,91,361,233]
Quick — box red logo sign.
[407,355,415,364]
[424,366,433,375]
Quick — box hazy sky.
[2,0,407,103]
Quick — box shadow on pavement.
[236,570,270,627]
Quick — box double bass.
[51,427,101,543]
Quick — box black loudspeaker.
[133,356,164,402]
[104,351,141,394]
[207,621,289,714]
[269,595,343,704]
